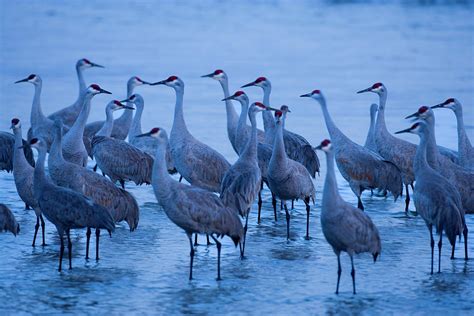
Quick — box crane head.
[357,82,385,95]
[120,94,143,105]
[27,138,46,151]
[300,89,323,101]
[222,90,246,102]
[10,118,20,130]
[79,58,104,69]
[151,76,183,89]
[241,76,269,89]
[280,105,291,113]
[395,121,426,136]
[136,127,167,142]
[249,102,267,114]
[87,84,112,95]
[14,74,38,84]
[431,98,458,110]
[130,76,151,87]
[201,69,226,81]
[110,100,134,111]
[405,106,430,120]
[315,139,332,152]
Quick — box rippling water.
[1,1,473,314]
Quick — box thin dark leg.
[59,234,64,272]
[305,199,310,240]
[257,189,262,224]
[405,184,410,214]
[210,235,222,281]
[438,229,443,273]
[272,193,277,221]
[357,196,364,211]
[119,180,125,190]
[194,234,198,246]
[40,215,46,246]
[187,233,194,280]
[179,175,183,183]
[370,189,373,197]
[280,200,283,210]
[350,255,356,294]
[32,216,40,247]
[410,183,414,191]
[93,164,98,172]
[429,225,434,274]
[25,203,31,210]
[284,203,290,240]
[336,254,342,294]
[86,227,91,259]
[206,235,212,246]
[95,228,100,261]
[241,213,249,258]
[67,229,72,270]
[291,199,294,210]
[451,242,455,260]
[463,226,469,260]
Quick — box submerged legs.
[95,228,100,261]
[272,193,277,221]
[464,226,469,260]
[210,235,222,281]
[336,254,342,294]
[304,197,311,240]
[86,227,91,259]
[241,213,249,258]
[350,255,356,294]
[40,215,46,246]
[67,229,72,270]
[429,224,434,274]
[187,233,195,280]
[58,233,65,272]
[283,202,290,240]
[438,229,443,273]
[32,216,40,247]
[405,184,410,214]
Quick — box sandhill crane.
[406,106,474,214]
[151,76,230,192]
[0,204,20,236]
[10,118,45,246]
[29,137,115,271]
[48,120,139,260]
[126,94,176,173]
[0,131,34,173]
[395,122,467,273]
[267,110,315,240]
[432,98,473,171]
[61,84,111,166]
[357,83,416,213]
[139,127,243,280]
[47,58,104,127]
[220,102,268,257]
[223,92,278,222]
[90,102,152,189]
[201,69,265,152]
[15,74,57,149]
[315,139,381,294]
[364,104,378,152]
[301,90,402,210]
[242,77,320,178]
[84,76,151,140]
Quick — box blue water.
[1,1,473,314]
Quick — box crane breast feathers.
[343,206,381,254]
[187,142,230,181]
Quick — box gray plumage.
[148,127,243,280]
[316,139,381,294]
[267,110,315,240]
[0,131,34,172]
[127,94,176,173]
[153,76,230,193]
[31,137,115,271]
[241,77,320,178]
[302,90,402,210]
[49,120,139,232]
[84,76,150,141]
[47,58,104,127]
[0,204,20,236]
[364,103,378,152]
[395,121,467,273]
[10,119,45,246]
[432,98,473,171]
[406,106,474,214]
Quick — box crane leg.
[451,242,455,260]
[207,235,213,246]
[95,228,100,261]
[272,193,277,221]
[404,184,410,214]
[119,180,125,190]
[85,227,91,259]
[25,203,31,210]
[291,199,294,210]
[58,233,65,272]
[357,196,364,211]
[438,230,443,273]
[32,216,40,247]
[241,213,249,259]
[179,175,183,183]
[429,225,434,274]
[194,234,198,246]
[210,235,222,281]
[463,226,469,260]
[336,254,342,294]
[280,200,283,210]
[257,189,262,224]
[40,215,46,246]
[284,203,290,240]
[67,229,72,270]
[187,233,194,280]
[93,164,98,172]
[304,197,310,240]
[350,255,356,294]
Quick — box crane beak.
[120,97,134,103]
[241,81,256,88]
[151,79,167,86]
[300,93,311,98]
[14,77,29,84]
[394,127,413,135]
[123,105,135,110]
[430,103,444,109]
[136,132,151,138]
[99,88,112,95]
[91,62,104,68]
[201,72,214,78]
[18,145,25,149]
[404,111,419,119]
[222,95,235,101]
[314,144,322,150]
[357,87,372,94]
[266,107,279,111]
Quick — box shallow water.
[1,1,473,314]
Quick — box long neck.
[262,87,275,133]
[322,150,340,206]
[68,92,93,137]
[76,65,86,101]
[129,102,144,138]
[33,147,50,196]
[50,125,65,163]
[424,116,440,168]
[241,110,258,160]
[96,108,115,137]
[454,107,472,153]
[272,120,287,163]
[152,141,173,201]
[319,97,346,141]
[374,92,390,136]
[414,131,431,174]
[172,88,189,135]
[220,79,239,136]
[13,128,30,170]
[30,82,46,127]
[364,109,376,148]
[116,83,135,122]
[236,101,249,143]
